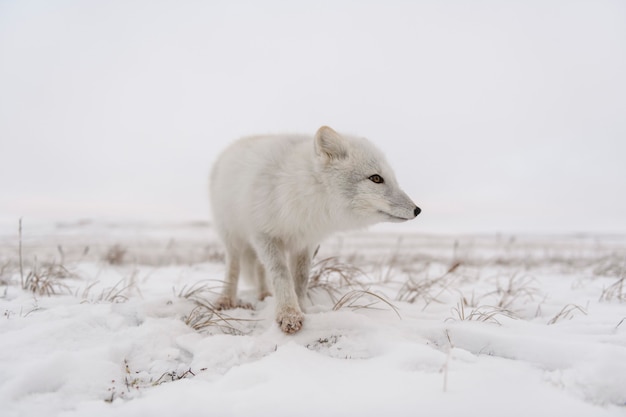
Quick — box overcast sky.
[1,0,625,234]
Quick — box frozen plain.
[0,221,625,417]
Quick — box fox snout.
[383,189,421,222]
[381,200,420,223]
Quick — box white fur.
[210,126,419,333]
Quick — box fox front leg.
[253,235,304,334]
[291,248,313,307]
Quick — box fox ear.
[314,126,348,161]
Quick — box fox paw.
[258,291,272,301]
[276,306,304,334]
[214,296,253,310]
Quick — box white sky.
[1,0,625,234]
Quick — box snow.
[1,222,625,416]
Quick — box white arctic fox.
[210,126,420,333]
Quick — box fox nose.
[414,206,421,217]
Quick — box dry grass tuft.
[18,218,24,288]
[153,368,202,386]
[397,275,452,308]
[104,245,127,265]
[202,245,225,264]
[16,220,76,296]
[308,257,368,302]
[593,254,626,278]
[447,300,517,325]
[23,260,73,296]
[79,279,134,303]
[599,276,625,303]
[177,280,256,334]
[397,261,460,309]
[595,255,625,303]
[547,304,587,325]
[99,279,134,303]
[176,280,221,303]
[105,359,207,403]
[307,257,401,318]
[183,300,257,335]
[332,289,401,319]
[79,270,140,303]
[0,261,13,286]
[481,273,540,310]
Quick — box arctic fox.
[210,126,420,333]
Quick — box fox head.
[313,126,420,227]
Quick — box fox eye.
[369,174,384,184]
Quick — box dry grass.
[0,261,13,287]
[13,219,74,296]
[599,276,625,303]
[478,273,540,310]
[447,300,517,325]
[307,256,401,318]
[104,245,127,265]
[176,280,221,303]
[593,254,626,277]
[23,259,73,296]
[79,279,133,303]
[547,304,587,325]
[332,289,401,319]
[99,279,135,303]
[153,368,203,386]
[595,254,625,303]
[202,245,225,264]
[182,300,257,335]
[105,359,207,403]
[78,270,140,303]
[308,257,368,303]
[102,242,225,267]
[397,261,461,309]
[19,218,24,288]
[176,280,256,334]
[441,329,454,393]
[6,220,626,337]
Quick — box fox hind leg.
[255,259,272,301]
[215,249,240,309]
[215,248,253,310]
[241,247,270,303]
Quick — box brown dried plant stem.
[19,218,24,288]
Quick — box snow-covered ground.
[1,221,625,416]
